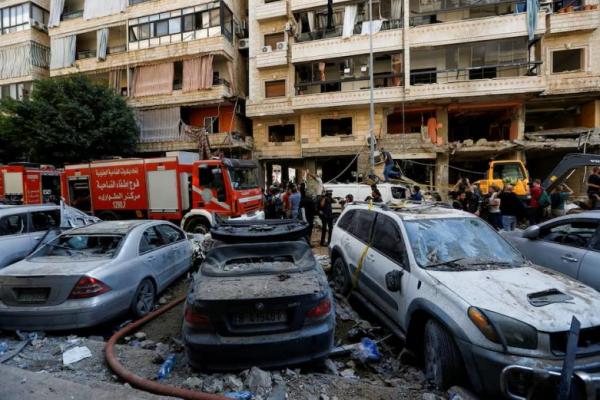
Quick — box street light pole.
[368,0,375,175]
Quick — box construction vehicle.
[475,159,530,198]
[0,163,61,205]
[542,153,600,192]
[61,153,264,233]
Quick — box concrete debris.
[140,340,155,350]
[203,376,224,393]
[462,139,474,146]
[422,393,445,400]
[224,374,245,392]
[153,342,170,364]
[133,332,147,340]
[340,369,356,379]
[183,377,203,390]
[246,366,272,396]
[267,383,287,400]
[324,358,338,375]
[62,346,92,365]
[448,386,480,400]
[475,138,488,146]
[158,297,170,305]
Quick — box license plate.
[231,310,287,326]
[15,288,50,303]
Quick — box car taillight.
[68,276,111,299]
[184,305,213,330]
[306,298,332,319]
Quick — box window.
[493,163,525,181]
[169,17,181,34]
[348,210,376,243]
[540,221,599,249]
[156,224,184,243]
[411,68,437,85]
[265,80,286,98]
[0,214,26,236]
[30,210,60,232]
[139,227,164,253]
[337,210,356,232]
[198,165,226,200]
[1,3,31,34]
[228,168,259,190]
[204,116,219,133]
[372,215,408,267]
[552,49,583,73]
[321,117,352,136]
[268,124,295,142]
[139,23,150,39]
[173,61,183,90]
[183,14,194,31]
[155,20,169,36]
[37,235,122,258]
[264,32,285,49]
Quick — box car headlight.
[468,307,538,350]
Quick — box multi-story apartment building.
[247,0,600,191]
[47,0,251,157]
[0,0,50,100]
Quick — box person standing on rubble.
[300,184,316,243]
[320,190,334,247]
[488,185,503,230]
[289,184,301,220]
[499,184,523,231]
[381,148,399,182]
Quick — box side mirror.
[523,225,540,240]
[385,270,404,292]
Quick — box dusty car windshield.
[204,255,299,276]
[34,234,123,258]
[404,217,523,270]
[228,168,259,190]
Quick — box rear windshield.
[34,234,123,259]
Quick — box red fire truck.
[61,154,264,233]
[0,163,61,205]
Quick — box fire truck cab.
[62,154,264,233]
[0,163,61,205]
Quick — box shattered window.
[0,214,26,236]
[35,235,123,258]
[404,217,523,269]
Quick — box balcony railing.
[76,49,97,60]
[296,18,403,42]
[296,73,403,94]
[108,45,127,54]
[62,10,83,20]
[409,61,541,84]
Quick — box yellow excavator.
[475,160,530,198]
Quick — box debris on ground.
[62,346,92,365]
[157,354,176,380]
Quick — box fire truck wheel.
[184,216,211,234]
[97,211,119,221]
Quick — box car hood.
[0,257,111,276]
[427,266,600,332]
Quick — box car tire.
[332,257,351,295]
[184,217,211,235]
[131,278,156,319]
[423,319,464,390]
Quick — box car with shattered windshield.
[329,202,600,397]
[0,220,192,330]
[183,219,335,370]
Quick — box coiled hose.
[105,294,228,400]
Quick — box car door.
[520,219,599,279]
[362,213,410,326]
[0,213,30,268]
[155,224,190,281]
[341,209,376,293]
[577,228,600,291]
[138,226,171,289]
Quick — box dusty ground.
[0,229,453,400]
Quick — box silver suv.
[329,202,600,397]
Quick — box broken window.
[321,117,352,136]
[268,125,295,142]
[410,68,436,84]
[448,106,515,142]
[204,116,219,133]
[30,210,60,232]
[265,80,286,98]
[173,61,183,90]
[552,49,583,73]
[38,235,123,258]
[139,227,164,254]
[372,215,407,266]
[0,214,26,236]
[347,210,375,243]
[337,210,356,232]
[264,32,284,49]
[156,224,185,243]
[387,110,432,134]
[540,221,599,248]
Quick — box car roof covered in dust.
[66,220,152,235]
[346,202,472,221]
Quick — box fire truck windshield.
[228,167,259,190]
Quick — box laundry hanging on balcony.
[108,69,123,94]
[307,11,315,32]
[182,122,212,160]
[391,0,402,20]
[97,28,109,61]
[361,20,383,35]
[526,0,539,41]
[318,62,326,81]
[136,107,182,143]
[391,54,402,86]
[342,5,358,38]
[83,0,127,20]
[48,0,65,27]
[182,55,214,92]
[50,35,76,69]
[226,61,236,93]
[0,44,31,79]
[132,62,175,97]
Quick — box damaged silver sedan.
[183,220,335,370]
[0,220,192,331]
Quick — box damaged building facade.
[47,0,251,158]
[246,0,600,191]
[0,0,50,101]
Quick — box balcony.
[549,9,600,33]
[256,47,288,68]
[254,141,302,159]
[291,0,347,11]
[256,0,288,21]
[292,23,403,63]
[410,12,547,48]
[128,81,233,108]
[138,132,252,152]
[246,98,294,117]
[545,74,600,95]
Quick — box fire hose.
[105,294,228,400]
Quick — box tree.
[0,75,139,165]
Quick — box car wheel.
[131,279,156,318]
[332,258,351,295]
[184,217,211,234]
[423,319,464,390]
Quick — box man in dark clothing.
[499,184,523,231]
[300,185,316,244]
[410,185,423,201]
[320,191,334,246]
[381,148,400,182]
[587,167,600,208]
[371,184,383,203]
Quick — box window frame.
[265,80,286,98]
[155,224,185,244]
[139,226,166,254]
[551,48,585,74]
[539,219,600,250]
[347,209,377,244]
[268,124,296,143]
[320,116,353,137]
[29,210,61,232]
[0,213,27,236]
[371,213,410,270]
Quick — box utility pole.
[368,0,376,175]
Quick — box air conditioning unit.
[261,45,272,53]
[284,22,293,32]
[30,19,47,31]
[276,42,288,51]
[238,38,249,49]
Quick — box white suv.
[330,202,600,397]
